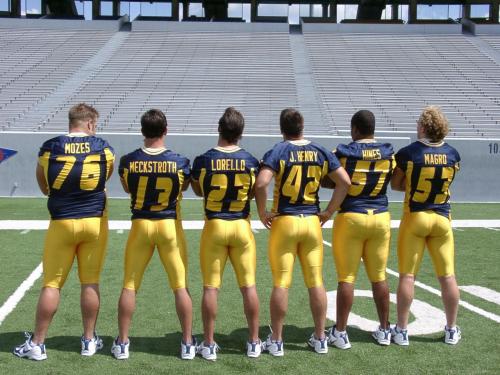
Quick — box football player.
[112,109,195,360]
[391,106,461,346]
[191,107,261,360]
[323,110,395,349]
[255,108,350,356]
[14,103,114,360]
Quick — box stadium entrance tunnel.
[357,0,387,21]
[326,290,445,335]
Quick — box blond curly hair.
[418,106,449,142]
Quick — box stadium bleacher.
[303,32,500,137]
[0,22,499,137]
[480,35,500,52]
[20,29,298,134]
[0,28,114,131]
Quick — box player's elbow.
[391,178,405,192]
[339,177,351,191]
[334,170,351,191]
[254,177,269,191]
[36,179,49,196]
[190,181,203,196]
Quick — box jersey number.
[134,176,173,211]
[281,165,322,204]
[52,155,101,191]
[206,173,252,212]
[413,166,455,204]
[349,159,392,197]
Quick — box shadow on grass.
[0,332,187,359]
[222,325,314,353]
[1,325,441,358]
[410,334,443,343]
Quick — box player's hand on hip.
[318,210,334,227]
[260,211,277,229]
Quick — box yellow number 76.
[52,154,102,191]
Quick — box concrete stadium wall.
[301,22,462,34]
[131,21,289,33]
[0,133,498,202]
[0,16,128,31]
[462,20,500,35]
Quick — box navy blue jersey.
[262,140,341,215]
[119,148,190,220]
[335,141,395,214]
[395,140,460,217]
[38,134,115,219]
[192,147,259,220]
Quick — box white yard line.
[0,263,43,326]
[1,219,500,231]
[486,227,500,232]
[20,229,31,235]
[459,286,500,306]
[322,240,500,324]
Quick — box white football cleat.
[180,336,197,360]
[391,325,409,346]
[197,341,219,361]
[81,334,104,356]
[327,326,351,349]
[372,326,391,346]
[444,326,461,345]
[13,332,47,361]
[262,334,284,357]
[111,337,129,360]
[307,333,328,354]
[246,339,262,358]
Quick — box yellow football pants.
[200,218,256,288]
[333,211,391,283]
[268,215,324,289]
[398,211,455,277]
[122,219,187,291]
[42,217,108,288]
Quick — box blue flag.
[0,148,17,164]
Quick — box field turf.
[0,198,499,374]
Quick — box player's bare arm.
[106,161,114,180]
[35,163,49,196]
[190,179,202,196]
[182,176,191,192]
[318,166,351,226]
[119,176,129,194]
[391,167,406,191]
[254,167,277,229]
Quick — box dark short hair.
[218,107,244,143]
[280,108,304,137]
[141,109,167,139]
[68,103,99,127]
[351,110,375,137]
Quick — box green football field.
[0,198,499,374]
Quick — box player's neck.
[283,134,303,141]
[217,138,239,149]
[144,137,165,149]
[68,128,92,136]
[353,135,375,142]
